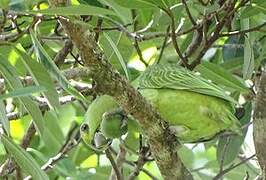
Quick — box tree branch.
[253,66,266,178]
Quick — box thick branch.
[253,67,266,178]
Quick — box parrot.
[80,63,242,150]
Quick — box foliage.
[0,0,265,179]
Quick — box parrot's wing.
[139,64,237,104]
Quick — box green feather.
[139,64,237,105]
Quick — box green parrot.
[80,64,242,150]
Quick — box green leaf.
[30,30,88,104]
[143,0,168,8]
[0,86,46,100]
[242,35,254,80]
[42,111,64,153]
[28,4,116,16]
[196,62,248,93]
[0,100,10,135]
[217,102,252,166]
[241,3,266,19]
[1,134,49,180]
[221,57,243,72]
[11,44,60,111]
[0,57,45,134]
[99,0,132,24]
[114,0,156,9]
[103,32,129,80]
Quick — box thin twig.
[24,125,81,180]
[109,145,126,180]
[190,0,244,69]
[157,26,170,64]
[162,8,189,68]
[109,147,158,180]
[220,22,266,37]
[128,146,150,180]
[105,148,123,180]
[213,154,256,180]
[182,0,197,26]
[142,25,198,41]
[133,38,148,67]
[54,39,73,67]
[94,17,103,42]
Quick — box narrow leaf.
[103,32,129,80]
[114,0,156,8]
[196,62,248,93]
[12,44,60,111]
[242,18,254,80]
[28,4,116,16]
[217,102,252,166]
[0,86,46,100]
[30,30,88,104]
[1,134,49,180]
[0,100,10,135]
[0,58,45,134]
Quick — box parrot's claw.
[92,132,112,152]
[102,107,126,120]
[169,125,190,137]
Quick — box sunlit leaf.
[28,4,116,16]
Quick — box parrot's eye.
[80,123,89,131]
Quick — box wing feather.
[139,64,237,104]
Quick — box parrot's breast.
[139,88,240,143]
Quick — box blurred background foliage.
[0,0,265,179]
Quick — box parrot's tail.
[227,111,242,136]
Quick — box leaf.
[12,44,60,111]
[221,57,243,72]
[0,86,46,100]
[0,100,10,135]
[30,30,88,104]
[0,57,45,134]
[217,102,252,166]
[99,0,132,24]
[196,62,248,93]
[1,134,49,180]
[103,32,129,80]
[222,35,244,62]
[28,4,116,16]
[114,0,156,9]
[242,34,254,80]
[240,2,266,19]
[42,111,64,152]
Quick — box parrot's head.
[80,122,112,151]
[80,123,92,146]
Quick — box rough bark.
[253,67,266,179]
[48,1,193,179]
